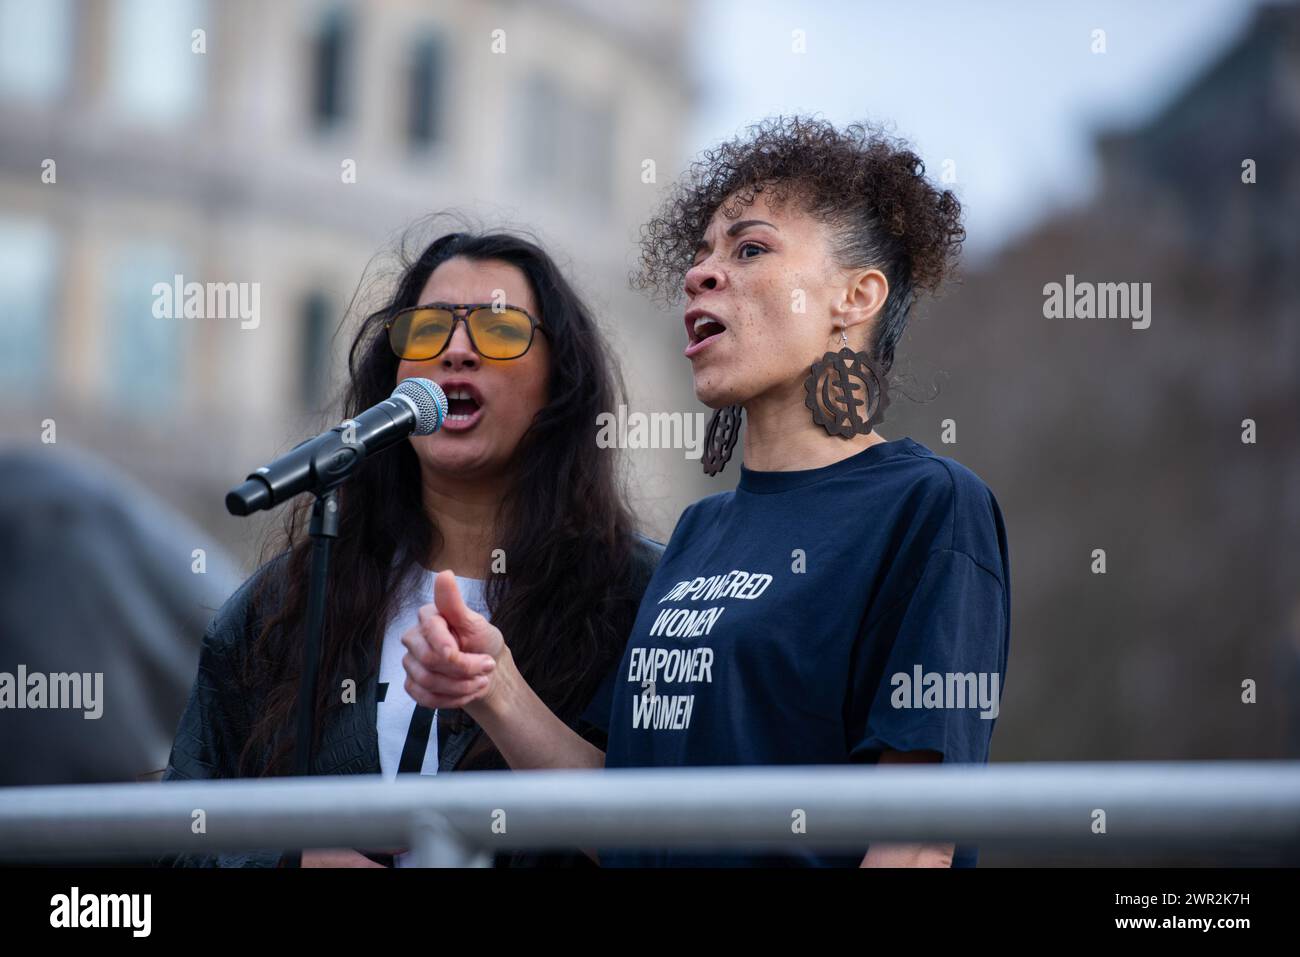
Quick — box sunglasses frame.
[384,301,546,361]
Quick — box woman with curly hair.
[402,117,1011,868]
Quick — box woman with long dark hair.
[162,228,662,867]
[404,117,1011,867]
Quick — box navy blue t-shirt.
[583,436,1011,867]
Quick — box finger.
[434,570,488,635]
[403,654,490,698]
[404,678,446,710]
[409,610,460,665]
[401,631,464,678]
[414,612,496,677]
[402,647,493,690]
[400,627,433,670]
[398,623,433,663]
[401,647,436,688]
[461,653,496,674]
[405,677,486,711]
[405,678,438,709]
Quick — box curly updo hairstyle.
[635,115,965,374]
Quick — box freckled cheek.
[750,275,799,335]
[754,312,811,379]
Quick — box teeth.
[445,388,474,400]
[446,413,474,422]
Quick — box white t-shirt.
[376,571,489,868]
[376,572,489,781]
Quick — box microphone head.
[393,378,448,435]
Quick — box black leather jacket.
[160,535,664,867]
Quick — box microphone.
[225,378,447,516]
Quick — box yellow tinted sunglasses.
[385,302,545,361]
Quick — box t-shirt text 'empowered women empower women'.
[586,437,1011,867]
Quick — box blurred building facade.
[892,2,1300,772]
[0,0,705,566]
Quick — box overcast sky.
[687,0,1267,261]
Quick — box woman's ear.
[836,268,889,334]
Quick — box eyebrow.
[694,219,779,257]
[726,219,777,237]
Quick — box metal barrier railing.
[1,762,1298,866]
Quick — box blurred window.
[0,0,73,101]
[312,6,353,130]
[109,0,208,122]
[572,98,614,211]
[108,241,190,410]
[299,289,334,409]
[515,72,613,211]
[0,216,57,393]
[407,32,445,149]
[518,72,562,184]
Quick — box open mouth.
[445,391,480,420]
[440,384,483,428]
[684,310,727,356]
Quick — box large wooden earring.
[702,404,742,475]
[803,332,891,438]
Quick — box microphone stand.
[275,486,340,868]
[224,379,447,867]
[295,484,340,777]
[280,484,339,869]
[279,442,353,866]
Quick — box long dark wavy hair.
[238,228,640,775]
